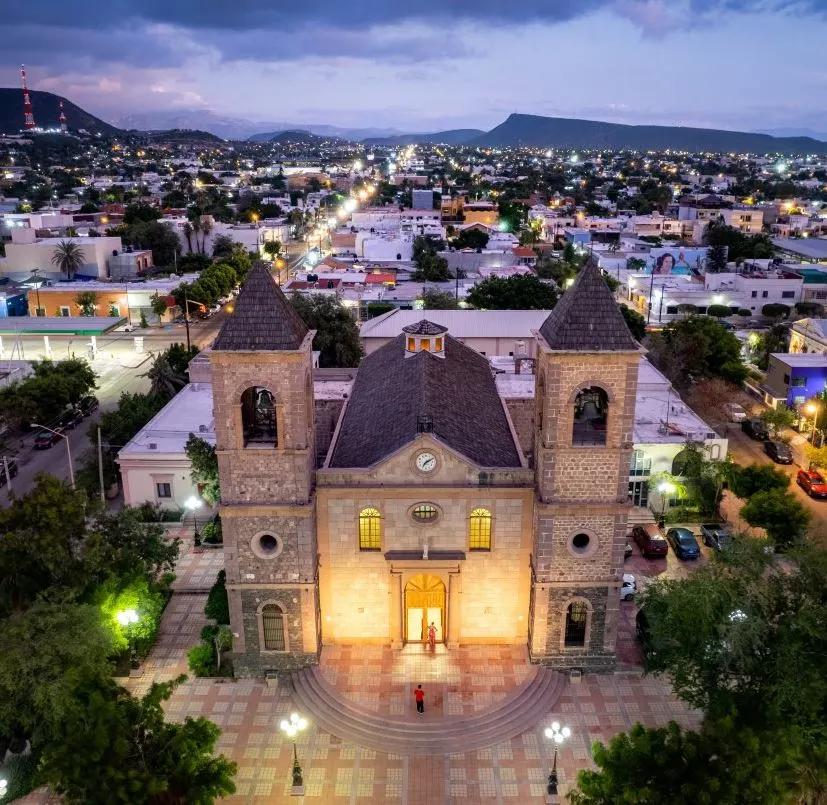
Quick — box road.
[0,310,229,505]
[723,422,827,546]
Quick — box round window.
[411,504,439,524]
[572,533,590,551]
[251,532,283,559]
[568,532,598,558]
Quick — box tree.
[123,221,180,267]
[705,220,775,263]
[727,462,790,499]
[762,303,790,321]
[453,228,489,250]
[75,291,98,316]
[535,256,577,287]
[676,303,698,316]
[123,203,161,225]
[51,240,85,279]
[185,434,220,506]
[569,719,792,805]
[706,244,729,273]
[795,301,825,318]
[421,289,459,310]
[261,240,282,260]
[143,353,187,398]
[759,406,796,436]
[706,304,732,318]
[619,304,646,341]
[289,293,362,368]
[365,302,395,319]
[645,316,748,390]
[626,257,647,273]
[466,274,558,310]
[412,236,451,282]
[150,292,168,325]
[40,675,237,805]
[97,392,168,448]
[740,488,810,548]
[204,570,230,625]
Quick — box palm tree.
[200,218,213,255]
[51,240,84,280]
[142,354,187,398]
[182,222,194,254]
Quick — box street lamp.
[116,608,139,669]
[544,721,571,797]
[657,480,676,525]
[184,495,203,545]
[0,777,7,798]
[280,712,309,791]
[805,402,819,443]
[30,422,74,488]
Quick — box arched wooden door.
[404,574,446,643]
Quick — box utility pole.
[97,427,105,505]
[183,287,191,353]
[3,456,12,494]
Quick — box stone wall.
[504,398,535,466]
[314,398,345,467]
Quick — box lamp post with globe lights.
[657,480,676,527]
[544,721,571,800]
[184,495,203,547]
[805,402,820,443]
[116,608,140,669]
[280,712,308,794]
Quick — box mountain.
[470,113,827,154]
[361,129,485,147]
[248,125,405,143]
[0,88,121,135]
[268,129,344,145]
[144,128,225,144]
[757,127,827,142]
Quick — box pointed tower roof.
[213,263,309,351]
[539,257,639,352]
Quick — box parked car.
[797,468,827,498]
[79,395,99,417]
[630,523,668,558]
[764,440,793,464]
[34,428,63,449]
[0,457,19,487]
[666,527,701,560]
[700,523,734,551]
[742,418,770,440]
[620,574,637,601]
[58,407,84,430]
[209,304,221,313]
[120,323,135,333]
[722,402,747,422]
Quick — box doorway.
[404,574,446,644]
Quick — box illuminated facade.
[211,261,641,676]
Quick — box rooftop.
[360,309,550,340]
[0,316,126,335]
[772,238,827,260]
[770,352,827,368]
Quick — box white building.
[1,230,124,281]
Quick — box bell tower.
[210,264,320,676]
[529,258,642,671]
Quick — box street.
[0,310,228,504]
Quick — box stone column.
[447,572,461,649]
[389,572,402,649]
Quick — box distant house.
[764,353,827,408]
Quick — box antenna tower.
[59,99,67,132]
[21,65,36,130]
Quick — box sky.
[2,0,827,134]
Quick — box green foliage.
[761,303,790,320]
[150,292,168,324]
[122,220,181,267]
[173,262,237,308]
[75,290,98,316]
[39,675,237,805]
[466,274,558,310]
[261,239,282,260]
[751,324,788,370]
[727,462,790,499]
[706,243,729,273]
[51,240,85,279]
[365,301,396,318]
[740,488,810,548]
[201,518,222,545]
[97,391,168,447]
[619,304,646,341]
[626,257,647,272]
[289,293,362,367]
[645,316,748,391]
[759,406,796,435]
[204,570,230,625]
[421,289,459,309]
[795,301,825,317]
[185,434,220,506]
[706,304,732,318]
[705,220,775,263]
[122,203,162,225]
[177,253,212,274]
[98,575,168,657]
[453,228,489,250]
[187,643,215,676]
[497,199,528,232]
[568,718,792,805]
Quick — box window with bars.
[469,508,492,551]
[411,504,439,523]
[564,602,588,647]
[261,605,286,651]
[358,507,382,550]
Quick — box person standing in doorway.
[428,621,437,650]
[414,684,425,715]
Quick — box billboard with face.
[644,247,710,275]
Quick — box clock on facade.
[415,452,437,472]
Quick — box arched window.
[572,387,609,446]
[564,601,588,647]
[358,507,382,550]
[241,387,276,447]
[261,604,286,651]
[672,448,693,476]
[469,508,492,551]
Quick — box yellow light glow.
[806,403,818,416]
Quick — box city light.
[116,608,139,627]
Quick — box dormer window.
[403,320,448,358]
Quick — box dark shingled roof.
[329,333,521,469]
[213,263,309,351]
[539,257,639,352]
[403,319,448,335]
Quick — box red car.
[797,469,827,499]
[630,524,669,558]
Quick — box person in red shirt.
[414,684,425,715]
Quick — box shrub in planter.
[205,570,230,625]
[202,518,223,545]
[187,643,215,677]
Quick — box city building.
[790,318,827,354]
[764,353,827,408]
[1,230,124,281]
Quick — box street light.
[30,422,74,488]
[0,777,7,798]
[544,721,571,797]
[116,608,139,669]
[805,402,819,443]
[657,480,677,524]
[280,712,309,790]
[184,495,203,545]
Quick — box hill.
[0,88,121,135]
[268,129,345,144]
[144,128,225,144]
[362,129,485,147]
[470,113,827,154]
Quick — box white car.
[620,574,637,601]
[722,403,747,422]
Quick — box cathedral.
[209,259,642,676]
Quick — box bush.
[187,643,215,677]
[664,505,704,524]
[205,570,230,624]
[201,518,223,545]
[134,502,185,523]
[737,308,752,317]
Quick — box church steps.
[289,665,566,755]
